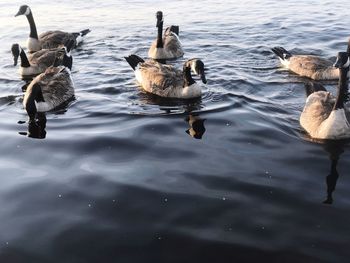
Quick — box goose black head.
[191,59,207,84]
[15,5,31,17]
[334,52,350,68]
[11,43,20,66]
[156,11,163,27]
[165,25,179,36]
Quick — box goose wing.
[39,31,76,49]
[36,67,74,107]
[289,55,337,79]
[290,55,333,71]
[29,48,65,69]
[139,61,183,92]
[163,33,184,57]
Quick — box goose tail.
[79,29,91,37]
[166,25,179,36]
[124,55,145,71]
[73,29,91,45]
[271,47,292,61]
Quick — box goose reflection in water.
[185,114,206,139]
[19,113,47,139]
[322,140,347,204]
[302,81,349,204]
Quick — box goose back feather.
[272,47,338,80]
[125,55,206,99]
[300,52,350,139]
[23,66,74,115]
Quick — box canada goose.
[148,11,184,60]
[300,52,350,139]
[125,55,206,99]
[11,40,73,77]
[15,5,90,52]
[271,40,350,80]
[23,57,75,121]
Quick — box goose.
[11,40,73,77]
[300,52,350,139]
[271,39,350,80]
[15,5,90,52]
[148,11,184,60]
[23,57,75,121]
[124,54,206,99]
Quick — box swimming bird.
[23,56,75,121]
[11,40,74,77]
[300,52,350,139]
[148,11,184,60]
[124,54,206,99]
[15,5,90,52]
[271,39,350,80]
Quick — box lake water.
[1,0,350,262]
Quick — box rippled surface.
[1,0,350,262]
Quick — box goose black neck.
[26,83,44,121]
[324,158,339,204]
[19,49,31,68]
[333,67,349,110]
[156,21,163,48]
[26,12,38,39]
[183,64,195,87]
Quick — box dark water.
[1,0,350,262]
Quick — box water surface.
[1,0,350,262]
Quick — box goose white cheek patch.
[25,7,31,16]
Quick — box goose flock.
[12,5,89,124]
[271,41,350,140]
[11,6,350,140]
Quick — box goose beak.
[14,10,22,17]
